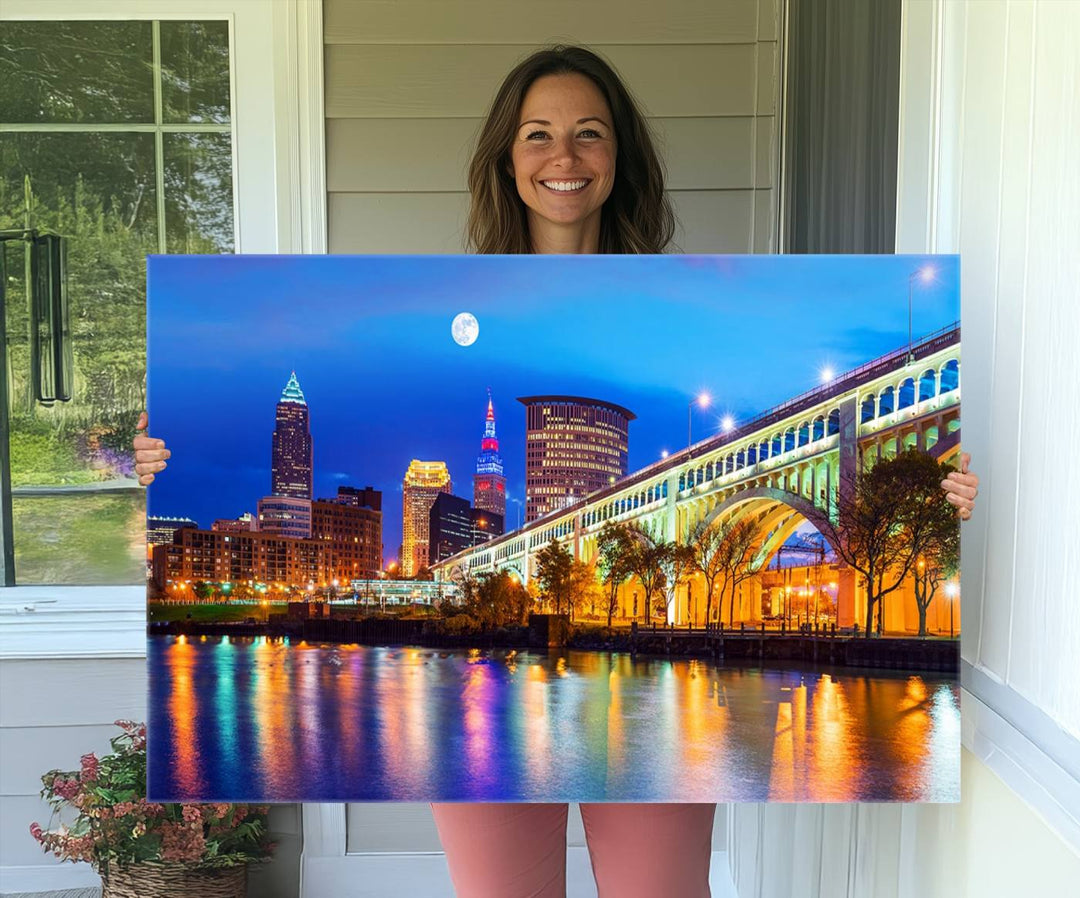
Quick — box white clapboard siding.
[0,724,128,796]
[0,659,147,729]
[324,0,762,46]
[328,189,760,254]
[326,117,772,192]
[326,44,764,119]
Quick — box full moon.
[451,312,479,346]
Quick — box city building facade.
[211,512,258,532]
[470,507,503,542]
[334,485,382,511]
[271,371,313,498]
[312,497,382,580]
[517,395,635,522]
[429,493,474,564]
[147,516,198,549]
[401,460,452,576]
[257,495,312,539]
[152,528,323,592]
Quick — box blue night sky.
[147,254,959,565]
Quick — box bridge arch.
[696,486,837,568]
[498,562,524,582]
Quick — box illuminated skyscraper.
[271,371,312,499]
[472,391,507,520]
[401,460,452,576]
[517,395,635,523]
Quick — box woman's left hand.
[941,451,978,521]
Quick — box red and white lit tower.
[472,390,506,520]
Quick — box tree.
[623,523,673,626]
[193,580,213,602]
[658,543,695,624]
[466,570,530,628]
[718,519,762,626]
[911,480,961,637]
[685,519,726,625]
[569,559,604,622]
[687,516,760,625]
[822,449,958,638]
[535,538,573,616]
[596,522,633,626]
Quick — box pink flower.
[181,805,202,825]
[53,777,80,801]
[29,822,43,842]
[160,821,206,863]
[80,753,99,782]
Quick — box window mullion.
[152,19,167,255]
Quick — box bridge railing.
[681,321,960,459]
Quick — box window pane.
[2,132,155,584]
[160,21,232,124]
[164,133,235,253]
[1,132,155,470]
[12,492,145,585]
[0,22,154,124]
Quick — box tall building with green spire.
[271,371,312,499]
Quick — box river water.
[147,635,959,803]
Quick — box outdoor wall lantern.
[1,229,73,406]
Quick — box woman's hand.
[133,412,170,486]
[941,451,978,521]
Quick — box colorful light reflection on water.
[147,637,959,803]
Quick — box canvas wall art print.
[146,254,962,804]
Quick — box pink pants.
[431,803,716,898]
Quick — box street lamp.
[688,392,711,447]
[944,581,959,638]
[721,414,735,434]
[908,264,935,362]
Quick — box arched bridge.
[433,325,961,627]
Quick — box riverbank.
[147,616,958,674]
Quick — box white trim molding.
[273,0,328,254]
[0,586,145,659]
[962,669,1080,853]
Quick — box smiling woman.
[466,45,674,255]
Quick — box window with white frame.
[0,19,235,585]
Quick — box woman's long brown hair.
[466,46,676,254]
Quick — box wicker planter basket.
[101,862,247,897]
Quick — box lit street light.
[944,581,959,638]
[688,392,711,447]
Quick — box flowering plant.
[30,720,274,876]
